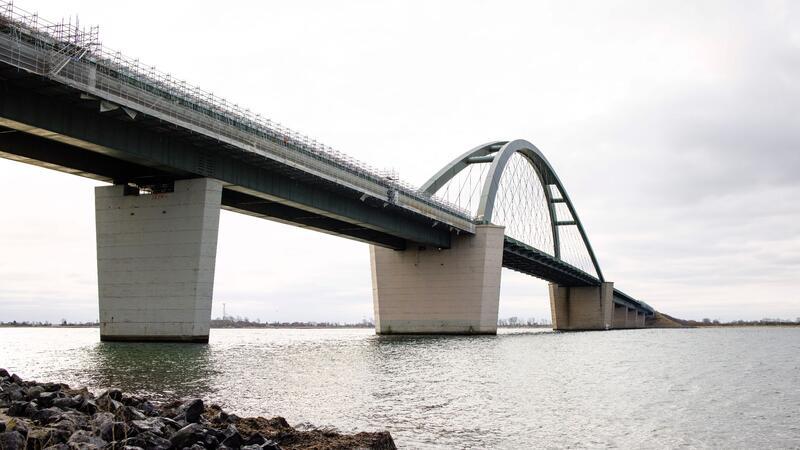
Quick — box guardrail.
[0,1,476,233]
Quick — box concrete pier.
[549,282,614,330]
[635,310,645,328]
[613,304,628,329]
[95,178,222,342]
[370,224,505,334]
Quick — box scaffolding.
[0,1,475,232]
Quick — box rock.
[49,410,88,434]
[26,426,71,448]
[103,388,123,401]
[25,385,45,401]
[91,411,116,429]
[67,429,107,449]
[203,434,220,448]
[116,405,146,422]
[43,444,69,450]
[0,370,397,450]
[138,400,157,417]
[5,385,25,402]
[41,382,63,393]
[79,398,98,415]
[183,399,204,424]
[169,423,206,448]
[0,431,25,450]
[97,394,123,413]
[52,396,80,410]
[244,432,266,446]
[222,425,244,448]
[38,391,62,407]
[32,407,64,424]
[220,430,242,448]
[100,421,130,442]
[159,416,182,433]
[108,436,148,449]
[132,431,171,449]
[7,400,36,417]
[5,417,28,437]
[262,440,281,450]
[130,417,168,437]
[269,417,291,430]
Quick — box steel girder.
[0,76,452,249]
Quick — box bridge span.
[0,3,653,341]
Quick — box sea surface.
[1,327,798,448]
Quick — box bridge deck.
[0,7,653,317]
[503,237,653,315]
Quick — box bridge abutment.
[549,282,614,331]
[95,178,222,343]
[370,224,504,334]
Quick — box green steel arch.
[421,139,604,281]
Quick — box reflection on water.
[1,327,799,449]
[87,342,216,400]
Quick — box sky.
[0,0,798,323]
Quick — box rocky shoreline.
[0,369,396,449]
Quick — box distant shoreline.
[1,323,798,329]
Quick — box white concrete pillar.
[370,224,504,334]
[549,282,614,331]
[636,310,646,328]
[95,178,222,342]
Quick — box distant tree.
[702,318,711,324]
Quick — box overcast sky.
[1,0,798,323]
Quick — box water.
[1,327,798,448]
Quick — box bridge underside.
[503,238,653,316]
[0,63,456,250]
[0,64,653,341]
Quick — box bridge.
[0,3,654,342]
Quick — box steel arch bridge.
[0,1,653,340]
[422,139,652,315]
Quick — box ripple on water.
[1,327,799,449]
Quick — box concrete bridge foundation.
[549,282,615,330]
[95,178,222,342]
[613,304,629,329]
[370,224,505,334]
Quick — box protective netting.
[431,152,599,278]
[435,162,491,219]
[548,185,597,277]
[491,153,554,255]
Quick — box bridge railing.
[0,1,476,233]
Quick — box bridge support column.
[635,310,646,328]
[95,178,222,343]
[370,224,504,334]
[549,282,614,331]
[613,304,628,329]
[624,308,633,328]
